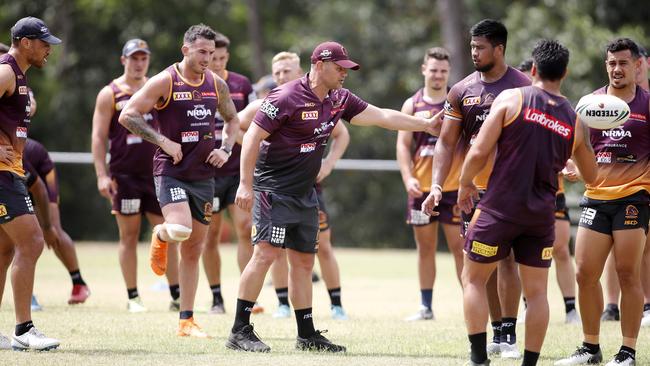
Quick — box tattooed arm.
[119,72,183,164]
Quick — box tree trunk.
[246,0,265,80]
[436,0,472,83]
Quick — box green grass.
[0,242,648,365]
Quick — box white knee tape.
[165,224,192,242]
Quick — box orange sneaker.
[150,229,168,276]
[177,318,211,338]
[251,302,265,314]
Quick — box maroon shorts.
[407,191,461,226]
[111,173,161,216]
[464,209,555,268]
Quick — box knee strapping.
[165,224,192,242]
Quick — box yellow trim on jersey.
[174,63,205,87]
[503,89,522,128]
[113,79,133,96]
[0,152,25,177]
[155,71,173,111]
[444,111,463,121]
[585,181,649,201]
[223,70,229,81]
[110,84,116,113]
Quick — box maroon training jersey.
[23,138,54,181]
[154,64,218,181]
[479,86,576,226]
[215,70,254,177]
[444,66,531,189]
[108,80,157,176]
[253,74,368,195]
[585,86,650,201]
[0,54,30,176]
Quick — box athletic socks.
[491,321,502,344]
[210,284,223,305]
[328,287,342,307]
[583,342,600,354]
[500,317,517,344]
[69,270,86,286]
[232,299,255,333]
[15,320,34,336]
[564,297,576,313]
[605,303,619,313]
[522,350,540,366]
[468,332,488,363]
[179,310,193,320]
[420,289,433,310]
[127,287,139,300]
[294,308,316,338]
[169,284,180,301]
[644,303,650,312]
[276,287,289,306]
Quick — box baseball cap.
[310,41,360,70]
[122,39,150,57]
[11,17,61,45]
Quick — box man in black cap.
[0,16,61,351]
[225,41,440,353]
[92,38,181,313]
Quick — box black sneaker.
[606,350,636,365]
[296,330,346,353]
[554,346,603,365]
[225,324,270,352]
[601,306,620,321]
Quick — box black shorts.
[154,175,214,225]
[252,189,319,253]
[578,192,649,235]
[111,173,161,216]
[0,171,34,223]
[213,175,239,213]
[555,193,570,221]
[316,189,330,232]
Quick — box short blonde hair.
[272,51,300,65]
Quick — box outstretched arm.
[349,103,440,135]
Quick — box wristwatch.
[219,146,232,157]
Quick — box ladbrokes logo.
[470,240,498,257]
[181,131,199,143]
[173,92,192,101]
[523,108,572,139]
[302,111,319,120]
[187,105,212,120]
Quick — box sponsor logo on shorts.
[541,247,553,260]
[270,226,286,244]
[173,92,192,101]
[463,96,480,106]
[169,187,187,202]
[596,151,612,164]
[260,100,279,119]
[203,202,212,222]
[470,240,498,257]
[25,196,33,213]
[181,131,199,143]
[15,127,27,138]
[0,204,7,217]
[301,110,319,120]
[409,209,430,226]
[212,197,220,212]
[579,207,597,226]
[251,225,257,239]
[300,142,317,153]
[126,134,143,145]
[624,205,639,225]
[120,199,141,214]
[187,104,212,120]
[18,86,28,95]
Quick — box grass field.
[0,242,648,365]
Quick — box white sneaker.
[565,309,581,324]
[606,350,636,366]
[11,327,60,351]
[404,306,434,321]
[127,296,147,313]
[331,305,349,320]
[486,342,501,355]
[641,310,650,327]
[0,333,10,350]
[554,346,603,365]
[500,342,521,359]
[272,304,291,318]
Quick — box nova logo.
[187,105,212,120]
[300,142,316,153]
[181,131,199,143]
[302,111,319,120]
[15,127,27,138]
[173,92,192,101]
